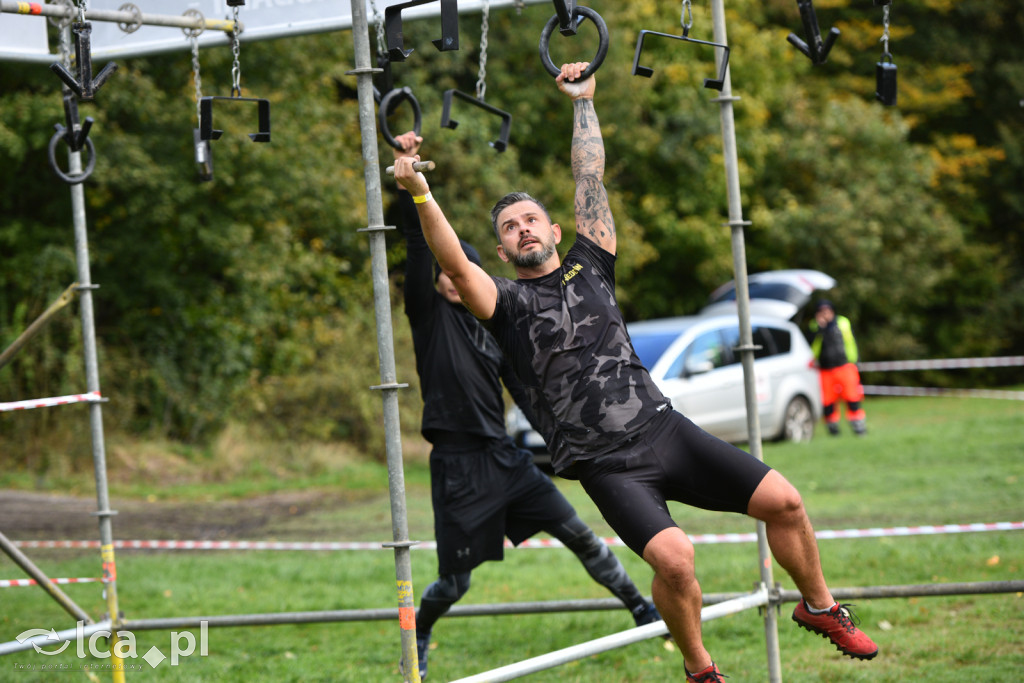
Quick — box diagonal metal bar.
[0,282,78,370]
[0,529,94,624]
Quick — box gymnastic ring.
[538,6,609,80]
[378,87,422,150]
[48,130,96,185]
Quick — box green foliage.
[1,1,1022,466]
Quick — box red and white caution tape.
[13,521,1022,553]
[863,385,1024,400]
[0,391,102,413]
[859,356,1024,372]
[0,577,101,588]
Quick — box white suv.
[507,314,821,459]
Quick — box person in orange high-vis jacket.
[810,300,867,436]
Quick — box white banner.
[0,7,50,55]
[27,0,546,61]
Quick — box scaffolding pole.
[62,45,125,680]
[707,1,783,680]
[347,1,419,681]
[449,588,772,683]
[0,1,238,33]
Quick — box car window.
[752,326,778,359]
[671,329,732,377]
[762,325,791,354]
[630,331,682,370]
[720,326,741,366]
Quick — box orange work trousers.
[819,363,865,423]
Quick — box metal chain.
[681,0,693,36]
[230,4,242,96]
[880,4,891,57]
[58,17,71,68]
[475,0,490,101]
[76,0,87,23]
[369,0,386,58]
[191,36,203,124]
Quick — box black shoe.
[400,632,430,680]
[851,420,867,436]
[827,422,841,436]
[632,601,662,627]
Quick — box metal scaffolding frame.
[2,2,1020,683]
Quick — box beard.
[509,239,556,269]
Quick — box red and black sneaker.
[686,662,727,682]
[792,600,879,660]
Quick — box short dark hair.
[490,192,551,239]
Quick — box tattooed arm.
[556,62,615,256]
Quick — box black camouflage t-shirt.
[489,234,670,473]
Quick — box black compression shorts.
[576,409,772,558]
[430,436,576,574]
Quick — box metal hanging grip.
[377,86,423,150]
[57,89,93,152]
[385,0,459,62]
[47,86,97,184]
[49,22,118,101]
[876,55,897,106]
[440,89,512,153]
[48,128,96,185]
[199,96,271,142]
[632,30,731,91]
[552,0,579,36]
[193,128,214,181]
[538,5,609,79]
[786,0,840,66]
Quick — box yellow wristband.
[412,192,433,204]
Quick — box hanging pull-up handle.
[385,0,459,62]
[552,0,579,36]
[786,0,840,66]
[538,5,609,79]
[58,89,94,152]
[48,127,96,185]
[199,96,271,142]
[49,22,118,101]
[385,160,436,175]
[193,129,214,182]
[378,87,423,150]
[440,89,512,153]
[875,54,898,106]
[632,30,731,91]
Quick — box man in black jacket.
[390,131,659,681]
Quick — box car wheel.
[780,396,815,442]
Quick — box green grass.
[2,396,1022,681]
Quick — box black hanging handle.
[48,127,96,185]
[440,89,512,153]
[378,87,423,150]
[875,54,898,106]
[552,0,579,36]
[57,89,94,152]
[538,5,609,80]
[193,128,214,182]
[786,0,840,66]
[631,29,731,91]
[199,96,271,142]
[49,22,118,101]
[385,0,459,62]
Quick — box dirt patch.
[0,489,374,542]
